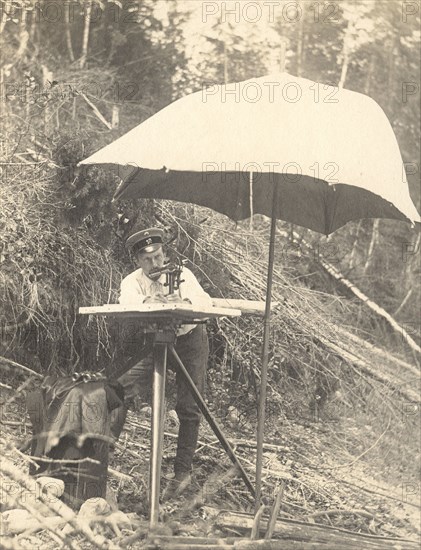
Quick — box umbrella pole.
[255,181,279,512]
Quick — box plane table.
[78,302,255,528]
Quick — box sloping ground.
[114,409,421,540]
[0,391,419,548]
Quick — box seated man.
[111,227,212,491]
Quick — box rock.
[226,406,240,427]
[141,406,152,417]
[1,508,31,522]
[1,509,31,535]
[108,510,132,529]
[78,497,111,517]
[77,502,132,537]
[166,409,180,429]
[36,476,65,498]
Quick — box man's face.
[134,246,165,280]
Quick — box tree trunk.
[334,326,420,378]
[279,39,287,72]
[16,7,29,60]
[111,105,119,128]
[0,0,9,34]
[223,40,228,84]
[314,242,420,356]
[79,0,92,69]
[364,54,374,95]
[404,226,420,293]
[338,49,349,89]
[41,65,54,135]
[363,39,395,275]
[65,4,75,63]
[363,219,380,274]
[393,288,413,317]
[348,220,362,270]
[386,36,396,114]
[296,1,304,77]
[338,13,353,89]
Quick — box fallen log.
[335,327,420,377]
[294,233,421,356]
[0,356,42,379]
[317,338,420,403]
[202,507,419,550]
[0,513,66,535]
[144,537,235,549]
[142,534,419,550]
[145,545,232,550]
[234,542,414,550]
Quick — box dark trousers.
[111,324,209,475]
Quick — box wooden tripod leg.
[149,342,167,528]
[169,345,255,499]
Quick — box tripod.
[145,261,254,525]
[149,323,255,527]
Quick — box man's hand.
[166,293,184,303]
[143,294,168,304]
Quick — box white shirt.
[119,266,212,336]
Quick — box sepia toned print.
[1,1,420,547]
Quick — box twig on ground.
[265,483,284,539]
[304,509,376,521]
[108,466,133,482]
[250,505,267,540]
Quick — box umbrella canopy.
[80,72,420,234]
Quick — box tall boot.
[174,419,200,477]
[109,403,128,441]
